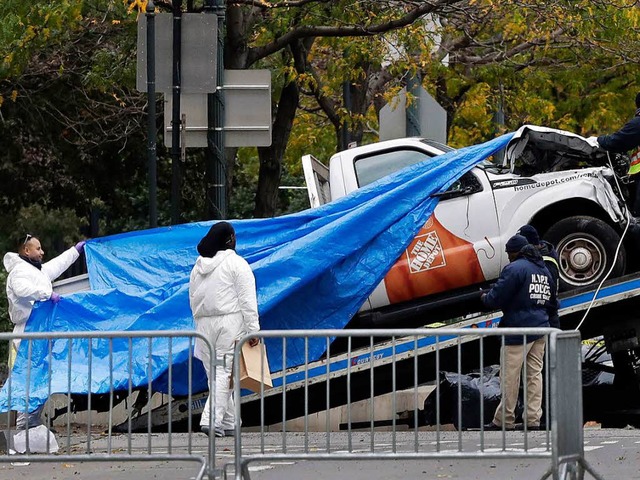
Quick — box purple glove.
[50,292,61,304]
[75,241,86,254]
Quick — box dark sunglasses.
[23,234,33,245]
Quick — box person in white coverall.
[189,221,260,438]
[3,234,85,429]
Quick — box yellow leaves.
[627,6,640,29]
[282,66,318,91]
[24,25,37,43]
[458,83,492,124]
[112,20,121,26]
[0,95,3,108]
[10,90,18,102]
[449,83,495,147]
[112,93,125,108]
[555,114,575,133]
[126,0,148,15]
[503,14,527,38]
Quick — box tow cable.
[574,151,632,331]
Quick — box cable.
[574,152,631,332]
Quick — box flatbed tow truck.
[117,270,640,431]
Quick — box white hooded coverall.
[3,246,79,428]
[188,249,260,431]
[3,247,79,357]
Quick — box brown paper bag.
[239,342,273,393]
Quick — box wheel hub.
[558,235,606,286]
[568,247,593,272]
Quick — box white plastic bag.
[9,425,59,454]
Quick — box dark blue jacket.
[539,240,561,329]
[597,113,640,153]
[482,246,555,344]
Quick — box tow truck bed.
[117,272,640,430]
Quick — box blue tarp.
[0,133,513,413]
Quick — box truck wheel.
[544,216,626,291]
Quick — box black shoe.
[483,422,502,431]
[515,424,541,431]
[224,429,235,437]
[200,426,210,436]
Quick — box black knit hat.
[505,234,529,253]
[517,224,540,245]
[197,221,235,257]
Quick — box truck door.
[368,169,501,309]
[302,154,331,208]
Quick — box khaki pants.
[493,337,546,428]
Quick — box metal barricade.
[232,328,604,480]
[0,331,219,480]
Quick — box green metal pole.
[205,0,226,219]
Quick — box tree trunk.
[254,78,300,217]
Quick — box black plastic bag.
[423,366,523,430]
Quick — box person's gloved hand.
[75,241,86,254]
[586,136,600,148]
[50,292,61,304]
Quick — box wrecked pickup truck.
[303,125,635,326]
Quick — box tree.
[2,0,640,231]
[220,0,640,216]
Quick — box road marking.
[249,465,275,472]
[601,441,619,445]
[584,446,605,451]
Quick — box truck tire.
[543,216,626,292]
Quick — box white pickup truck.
[303,125,634,321]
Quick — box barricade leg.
[545,331,605,480]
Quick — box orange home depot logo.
[407,231,446,273]
[384,215,485,304]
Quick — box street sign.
[379,87,447,144]
[137,13,217,93]
[163,70,272,148]
[223,70,272,147]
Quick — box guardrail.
[232,328,604,480]
[0,328,607,480]
[0,331,218,480]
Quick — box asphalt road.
[0,428,637,479]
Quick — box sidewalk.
[0,427,636,479]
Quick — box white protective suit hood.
[3,252,23,273]
[192,249,232,277]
